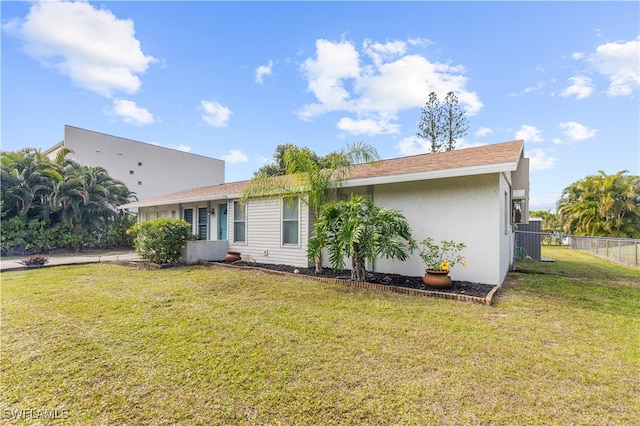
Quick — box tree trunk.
[314,252,323,274]
[351,248,366,281]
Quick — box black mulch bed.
[230,261,496,299]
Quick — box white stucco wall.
[353,174,508,285]
[499,172,515,284]
[59,126,225,201]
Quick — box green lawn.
[2,256,639,425]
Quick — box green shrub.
[25,219,67,253]
[1,214,135,256]
[1,215,28,256]
[128,218,197,265]
[96,214,136,249]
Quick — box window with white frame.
[282,198,299,245]
[233,201,246,243]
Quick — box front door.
[218,203,228,240]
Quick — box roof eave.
[342,161,519,188]
[119,192,243,210]
[43,141,64,156]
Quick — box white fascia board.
[341,161,518,188]
[120,161,519,210]
[119,192,243,210]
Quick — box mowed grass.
[1,255,639,425]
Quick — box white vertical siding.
[228,198,311,268]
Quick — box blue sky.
[2,1,639,211]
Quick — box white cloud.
[3,0,155,97]
[151,142,191,152]
[558,121,597,141]
[222,150,248,163]
[560,76,593,100]
[255,60,273,84]
[475,127,493,137]
[407,37,433,47]
[515,125,543,142]
[297,38,482,136]
[588,37,640,96]
[510,81,544,97]
[108,99,155,125]
[526,148,557,171]
[256,154,271,165]
[524,81,545,93]
[169,144,192,152]
[363,39,407,67]
[201,100,231,127]
[337,117,400,135]
[396,135,430,156]
[528,192,561,211]
[299,39,360,117]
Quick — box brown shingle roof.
[348,139,523,180]
[124,180,251,207]
[122,140,523,208]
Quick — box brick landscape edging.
[204,261,500,306]
[2,258,500,305]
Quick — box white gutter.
[120,192,242,210]
[120,160,519,210]
[341,161,519,188]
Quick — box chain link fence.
[514,230,640,269]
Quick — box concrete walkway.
[0,251,142,271]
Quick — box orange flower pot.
[423,269,452,289]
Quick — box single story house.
[120,140,530,286]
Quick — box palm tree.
[557,170,640,238]
[529,210,562,232]
[0,148,60,218]
[51,164,135,250]
[308,195,413,281]
[240,142,380,273]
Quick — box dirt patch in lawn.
[229,261,498,302]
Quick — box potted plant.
[414,238,466,288]
[224,251,242,263]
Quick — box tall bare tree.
[417,92,443,153]
[441,91,469,151]
[417,91,468,152]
